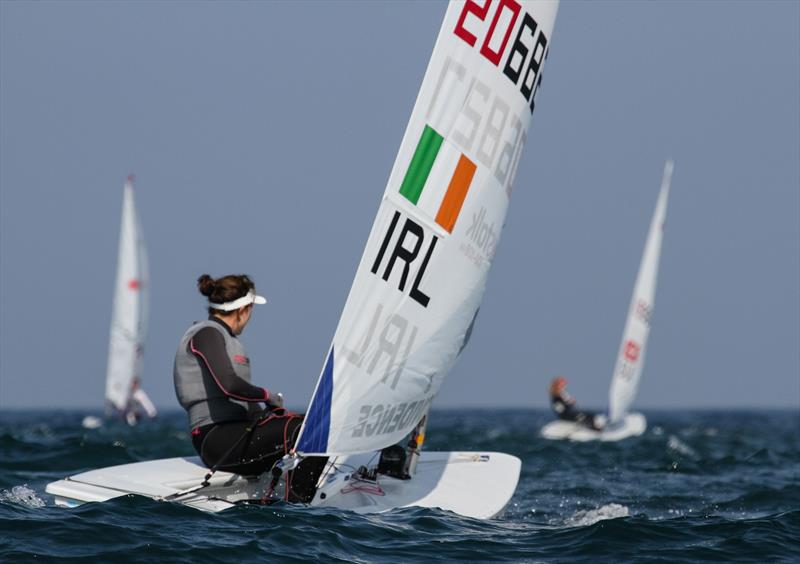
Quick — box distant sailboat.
[541,161,673,441]
[83,175,155,429]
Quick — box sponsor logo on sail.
[465,206,498,257]
[624,340,641,362]
[459,206,499,268]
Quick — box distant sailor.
[549,376,606,431]
[173,273,326,503]
[123,376,157,426]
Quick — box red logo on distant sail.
[624,340,641,362]
[128,279,140,290]
[233,355,249,366]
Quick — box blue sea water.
[1,409,798,562]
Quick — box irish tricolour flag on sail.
[399,125,477,234]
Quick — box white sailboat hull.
[46,450,520,519]
[540,413,646,442]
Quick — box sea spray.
[0,485,46,508]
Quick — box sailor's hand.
[267,392,284,409]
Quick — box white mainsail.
[608,161,673,423]
[105,175,149,414]
[296,0,560,456]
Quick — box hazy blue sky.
[1,1,798,411]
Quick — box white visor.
[209,290,267,312]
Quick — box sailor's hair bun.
[197,274,216,297]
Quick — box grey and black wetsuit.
[551,393,603,431]
[174,316,325,503]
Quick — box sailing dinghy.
[81,175,152,429]
[541,161,673,442]
[51,0,560,517]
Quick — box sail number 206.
[454,0,550,114]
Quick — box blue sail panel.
[296,348,333,454]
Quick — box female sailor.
[173,273,325,503]
[549,376,606,431]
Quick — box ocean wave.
[1,409,798,562]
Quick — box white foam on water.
[564,503,629,527]
[0,485,46,508]
[667,435,697,457]
[82,415,103,429]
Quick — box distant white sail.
[296,0,560,455]
[608,161,673,423]
[105,176,148,413]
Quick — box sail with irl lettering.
[295,0,559,458]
